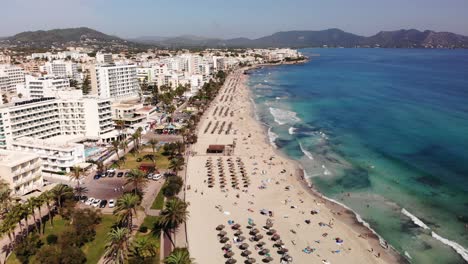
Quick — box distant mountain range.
[2,27,468,49]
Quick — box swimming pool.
[84,147,100,158]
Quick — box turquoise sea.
[247,48,468,264]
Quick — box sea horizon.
[247,48,468,264]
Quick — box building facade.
[90,64,139,100]
[0,149,43,195]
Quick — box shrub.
[46,234,58,245]
[138,226,148,233]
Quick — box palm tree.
[148,139,159,167]
[27,198,40,233]
[0,179,13,215]
[174,141,184,155]
[158,197,189,247]
[115,120,126,140]
[164,248,193,264]
[69,166,82,196]
[113,194,139,229]
[39,191,54,227]
[74,186,88,201]
[125,169,149,194]
[31,196,44,233]
[51,184,73,208]
[169,157,185,176]
[110,140,121,167]
[130,236,157,261]
[104,227,130,264]
[131,132,140,153]
[120,140,128,153]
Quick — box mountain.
[2,27,468,49]
[133,28,468,49]
[361,29,468,48]
[8,27,122,44]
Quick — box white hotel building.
[0,149,43,195]
[90,64,139,100]
[0,96,113,173]
[21,75,70,99]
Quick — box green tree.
[169,157,185,176]
[158,198,189,247]
[164,248,193,264]
[110,140,121,167]
[129,236,157,263]
[104,227,130,264]
[113,194,139,229]
[51,184,74,208]
[81,74,91,94]
[148,139,159,167]
[125,169,149,194]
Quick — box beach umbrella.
[223,244,232,250]
[246,258,256,263]
[232,224,241,230]
[225,259,237,264]
[220,237,229,243]
[256,241,266,248]
[249,229,259,235]
[234,230,243,236]
[208,184,214,188]
[254,234,264,241]
[240,243,249,250]
[224,251,235,258]
[262,256,273,263]
[271,234,280,241]
[218,231,227,237]
[237,236,246,242]
[259,248,270,255]
[242,250,252,256]
[278,248,289,254]
[216,225,225,230]
[267,229,276,235]
[273,241,284,247]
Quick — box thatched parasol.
[254,234,263,241]
[232,223,241,230]
[239,243,249,250]
[259,248,270,255]
[224,251,235,258]
[216,224,225,230]
[262,256,273,263]
[237,236,246,242]
[234,230,243,236]
[223,244,232,250]
[218,231,227,237]
[225,258,237,264]
[266,229,276,235]
[241,250,252,256]
[249,229,259,235]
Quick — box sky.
[2,0,468,39]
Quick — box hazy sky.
[2,0,468,38]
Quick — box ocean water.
[248,48,468,264]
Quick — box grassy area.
[150,188,165,210]
[137,215,161,264]
[82,214,118,264]
[6,214,118,264]
[119,149,170,171]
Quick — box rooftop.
[0,149,38,167]
[14,135,85,150]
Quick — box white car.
[92,199,101,207]
[107,168,116,173]
[85,197,95,205]
[147,173,154,179]
[152,174,162,181]
[108,199,115,208]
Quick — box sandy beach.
[185,67,402,264]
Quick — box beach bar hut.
[207,144,226,154]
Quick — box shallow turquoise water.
[248,48,468,264]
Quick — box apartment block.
[90,64,139,100]
[11,137,85,174]
[21,75,70,99]
[0,149,43,195]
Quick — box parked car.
[147,173,154,179]
[124,172,129,177]
[152,174,162,181]
[92,199,101,207]
[79,196,88,203]
[107,169,116,173]
[102,172,108,177]
[108,199,115,208]
[94,174,101,180]
[99,200,108,208]
[85,197,95,205]
[117,172,124,178]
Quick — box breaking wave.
[288,127,297,135]
[267,127,278,148]
[269,107,301,125]
[401,208,429,230]
[431,232,468,262]
[298,142,314,160]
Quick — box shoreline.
[242,62,405,263]
[186,62,402,264]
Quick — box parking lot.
[78,169,165,213]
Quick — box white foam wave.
[269,107,301,125]
[432,232,468,262]
[249,98,260,121]
[404,251,412,260]
[298,142,314,160]
[288,127,297,135]
[401,208,429,230]
[267,127,278,148]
